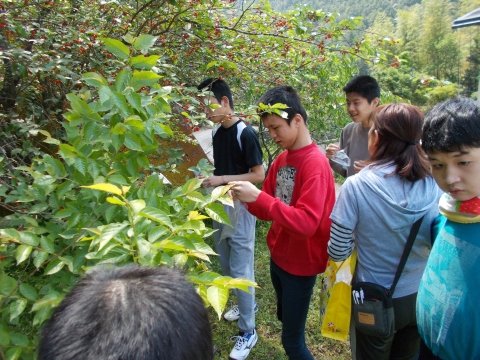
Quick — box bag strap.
[389,215,425,295]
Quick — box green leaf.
[32,307,54,327]
[44,259,65,275]
[6,347,21,360]
[32,292,63,313]
[33,251,49,269]
[125,91,144,114]
[73,157,87,175]
[40,236,55,253]
[133,34,158,52]
[154,239,187,252]
[0,325,9,346]
[10,332,29,346]
[58,143,78,160]
[37,129,61,145]
[177,220,206,233]
[111,122,127,135]
[0,228,21,243]
[19,283,38,301]
[148,226,169,242]
[130,54,160,69]
[115,68,132,92]
[9,299,28,322]
[181,178,203,195]
[216,277,256,293]
[210,183,234,202]
[122,33,136,44]
[136,238,152,262]
[102,37,130,60]
[82,72,109,87]
[18,232,40,246]
[96,222,129,250]
[125,115,145,131]
[130,70,162,90]
[192,241,216,256]
[110,89,131,117]
[0,273,17,295]
[153,96,171,114]
[206,285,229,319]
[124,133,144,151]
[60,256,74,272]
[140,207,173,229]
[66,93,102,121]
[129,199,146,214]
[173,253,188,267]
[15,245,32,264]
[43,155,67,178]
[205,203,230,224]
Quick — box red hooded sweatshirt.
[247,142,335,276]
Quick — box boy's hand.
[230,181,261,203]
[202,175,224,187]
[353,160,368,173]
[326,143,340,159]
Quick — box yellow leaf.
[106,196,126,206]
[207,285,229,319]
[188,211,209,221]
[81,183,122,195]
[121,186,130,195]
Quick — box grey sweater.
[330,122,370,178]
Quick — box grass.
[208,220,351,360]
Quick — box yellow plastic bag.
[320,253,357,342]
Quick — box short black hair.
[422,97,480,153]
[197,77,234,110]
[343,75,380,102]
[257,85,308,124]
[38,265,213,360]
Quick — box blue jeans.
[270,259,316,360]
[213,200,256,333]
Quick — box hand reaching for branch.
[230,181,261,203]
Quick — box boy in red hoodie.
[231,86,335,359]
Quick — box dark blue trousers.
[270,259,317,360]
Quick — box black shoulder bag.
[352,216,425,338]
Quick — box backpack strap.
[212,121,247,151]
[389,215,425,296]
[236,121,247,151]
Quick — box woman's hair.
[370,103,430,182]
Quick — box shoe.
[229,330,258,360]
[223,304,259,322]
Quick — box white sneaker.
[224,305,240,321]
[229,330,258,360]
[223,304,259,322]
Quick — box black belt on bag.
[352,215,425,338]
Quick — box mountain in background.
[271,0,422,27]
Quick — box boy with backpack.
[197,78,264,360]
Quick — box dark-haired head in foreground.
[38,265,213,360]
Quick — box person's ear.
[292,114,303,127]
[371,98,380,107]
[220,96,230,108]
